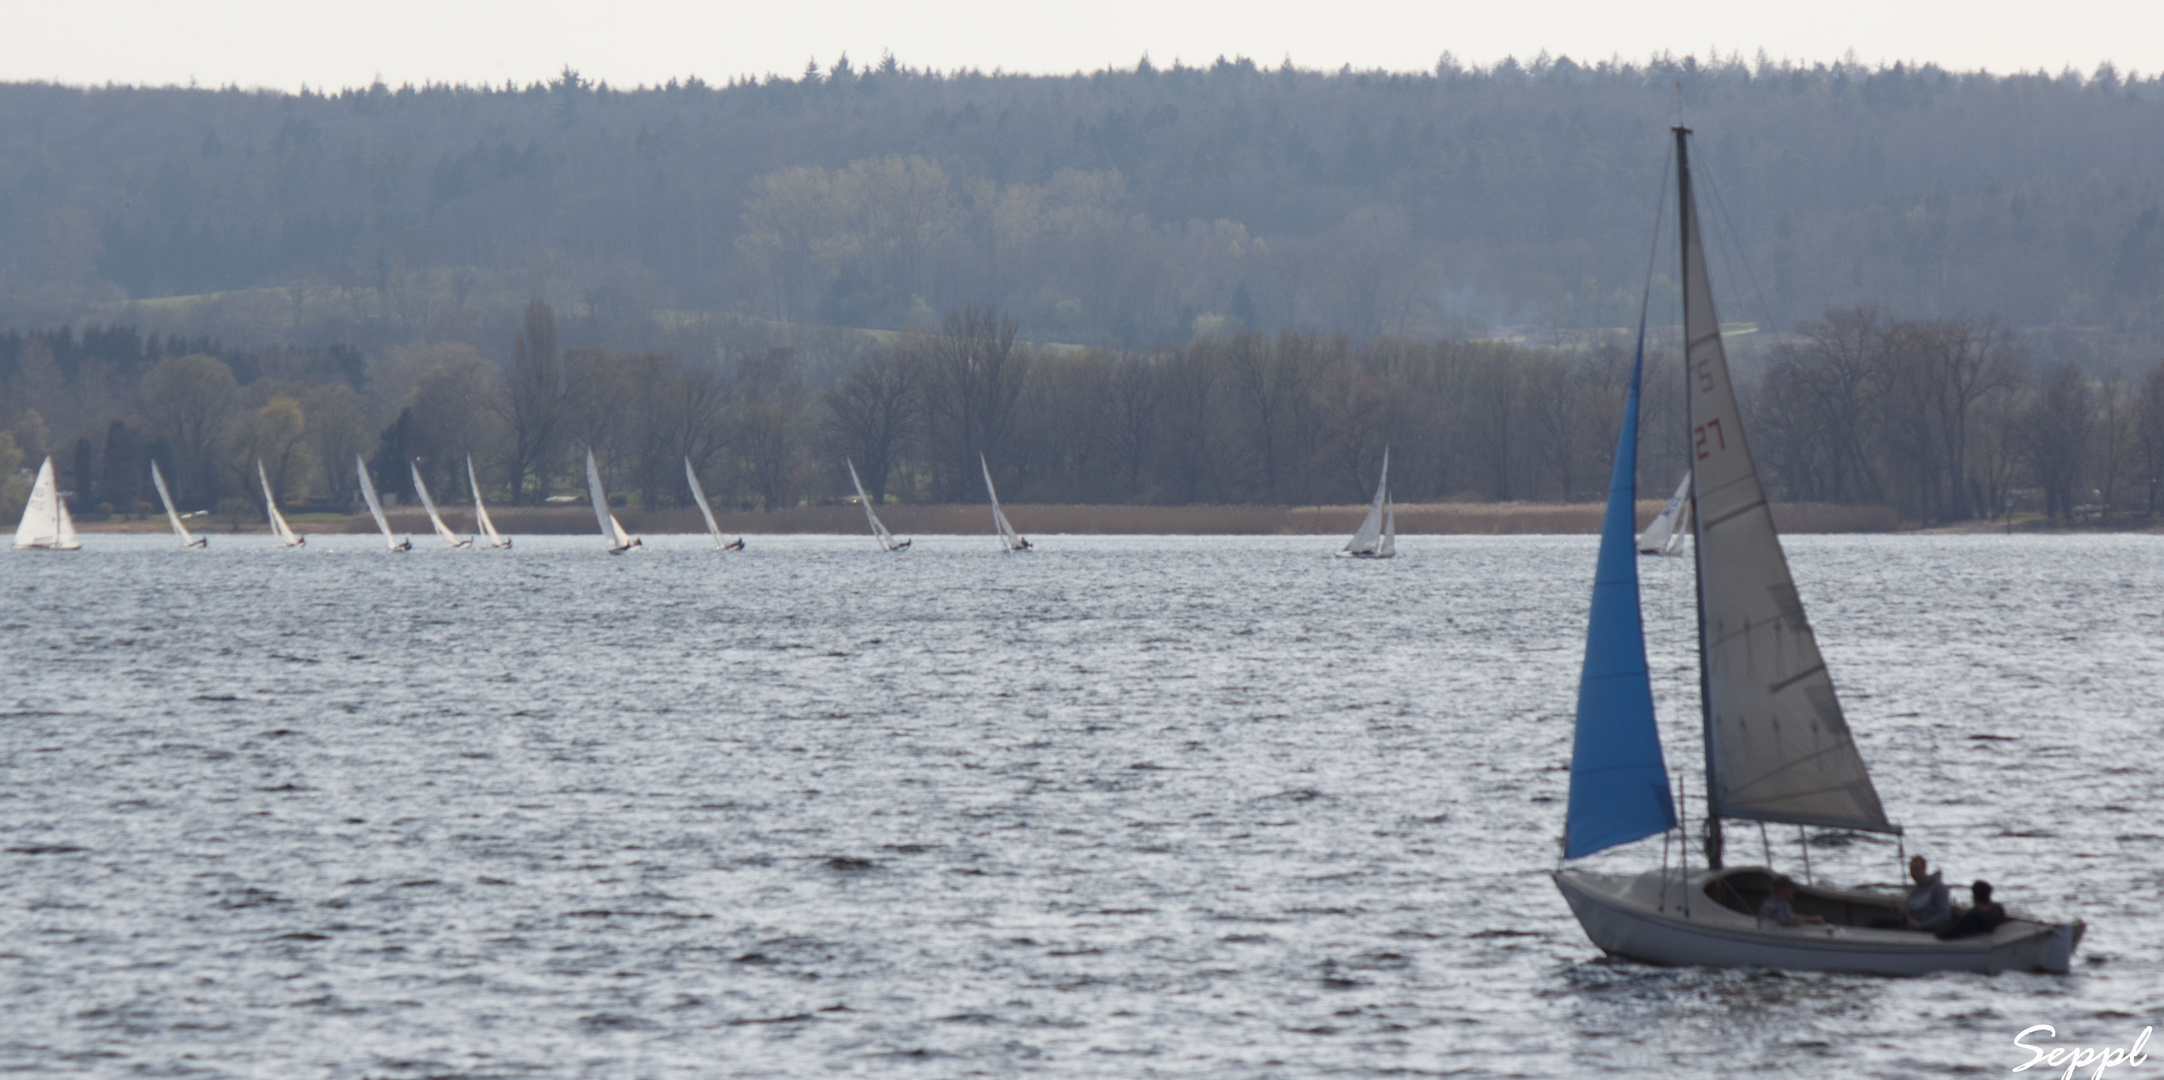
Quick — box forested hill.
[7,55,2164,358]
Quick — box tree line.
[2,303,2160,527]
[6,55,2164,365]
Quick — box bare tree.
[822,344,920,505]
[138,354,242,507]
[495,299,564,504]
[921,308,1028,501]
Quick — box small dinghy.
[257,460,305,547]
[685,458,744,551]
[467,456,511,549]
[410,462,472,548]
[1636,473,1690,556]
[586,450,641,554]
[1551,124,2082,976]
[12,456,80,551]
[150,461,206,548]
[356,456,411,552]
[847,459,909,552]
[981,455,1031,552]
[1337,448,1396,559]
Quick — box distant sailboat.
[1636,473,1691,556]
[847,459,910,551]
[12,456,80,551]
[1338,448,1396,559]
[981,455,1031,552]
[467,456,510,549]
[257,460,305,547]
[150,461,206,548]
[1551,124,2083,975]
[355,456,411,552]
[684,458,745,551]
[586,450,641,554]
[410,462,472,548]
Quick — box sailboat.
[12,456,81,550]
[257,460,305,547]
[981,455,1031,552]
[150,461,206,548]
[846,459,910,551]
[467,456,511,549]
[355,456,412,552]
[684,458,745,551]
[586,450,642,554]
[1636,473,1691,556]
[1551,125,2082,975]
[410,462,472,549]
[1337,448,1397,558]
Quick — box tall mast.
[1676,124,1724,870]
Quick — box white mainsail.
[1339,448,1395,558]
[980,455,1029,552]
[1637,473,1691,556]
[13,456,80,550]
[466,456,509,548]
[150,460,204,548]
[847,459,909,551]
[257,460,304,547]
[1679,135,1891,835]
[410,462,470,548]
[684,458,743,550]
[355,456,410,552]
[586,449,639,553]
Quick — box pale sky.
[5,0,2157,91]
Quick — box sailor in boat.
[394,537,412,551]
[1014,536,1033,551]
[724,537,745,550]
[1937,881,2009,940]
[1757,877,1824,927]
[1877,855,1953,932]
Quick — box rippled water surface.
[2,532,2160,1078]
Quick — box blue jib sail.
[1562,332,1677,859]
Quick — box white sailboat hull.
[1555,867,2081,975]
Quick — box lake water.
[1,532,2158,1078]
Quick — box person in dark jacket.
[1935,880,2008,939]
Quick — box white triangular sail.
[355,456,408,552]
[410,462,469,548]
[981,455,1029,552]
[13,456,80,550]
[1679,134,1892,835]
[1637,473,1691,556]
[847,459,908,551]
[258,459,303,547]
[587,449,639,553]
[151,460,203,548]
[684,458,742,550]
[467,456,509,548]
[1339,448,1394,558]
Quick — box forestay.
[1678,133,1893,834]
[1564,325,1675,858]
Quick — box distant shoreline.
[77,501,2153,537]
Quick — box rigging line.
[1695,151,1787,347]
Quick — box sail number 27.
[1695,420,1727,459]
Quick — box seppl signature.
[2013,1025,2153,1080]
